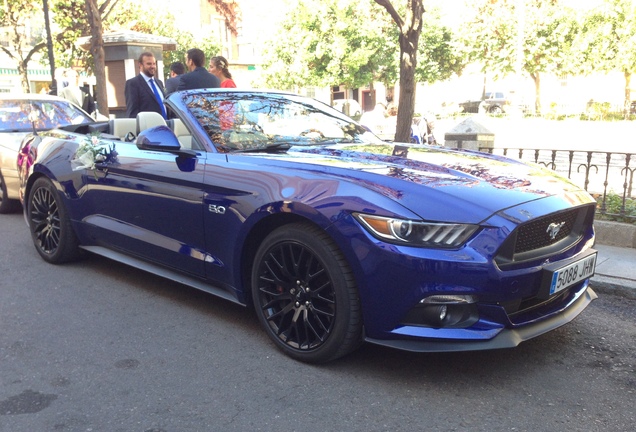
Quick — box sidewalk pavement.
[592,244,636,299]
[590,220,636,299]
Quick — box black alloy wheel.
[28,177,80,263]
[252,223,362,363]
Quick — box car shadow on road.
[72,253,622,387]
[70,253,261,330]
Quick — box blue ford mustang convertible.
[18,89,598,363]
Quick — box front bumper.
[365,284,597,352]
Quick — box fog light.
[403,295,480,329]
[419,305,449,327]
[438,304,448,321]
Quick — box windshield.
[184,92,380,152]
[0,98,93,132]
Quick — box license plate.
[547,252,597,295]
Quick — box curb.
[593,220,636,249]
[591,275,636,300]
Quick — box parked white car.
[0,94,94,213]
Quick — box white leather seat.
[108,118,137,140]
[136,111,167,135]
[170,118,193,149]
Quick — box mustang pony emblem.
[546,222,566,240]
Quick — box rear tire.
[27,177,81,263]
[251,222,363,363]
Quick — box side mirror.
[136,125,181,151]
[136,125,198,161]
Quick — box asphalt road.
[1,212,635,432]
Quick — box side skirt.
[80,245,245,306]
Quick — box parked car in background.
[0,94,94,213]
[332,98,362,118]
[18,89,598,363]
[460,91,510,114]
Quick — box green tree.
[0,0,46,93]
[260,0,390,92]
[460,0,577,114]
[575,0,636,111]
[53,0,92,69]
[374,0,425,142]
[261,0,461,140]
[416,10,464,85]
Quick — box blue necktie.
[149,78,167,119]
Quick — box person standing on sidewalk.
[124,52,167,119]
[165,61,185,96]
[177,48,220,91]
[208,56,236,88]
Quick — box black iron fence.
[478,147,636,222]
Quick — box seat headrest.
[171,118,189,136]
[136,111,167,134]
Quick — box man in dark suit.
[124,52,167,119]
[177,48,220,91]
[165,61,185,95]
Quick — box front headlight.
[354,213,479,248]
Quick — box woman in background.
[208,56,236,88]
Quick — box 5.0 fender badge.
[208,204,226,214]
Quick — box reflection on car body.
[18,89,598,363]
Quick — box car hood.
[246,143,593,223]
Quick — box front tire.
[251,223,362,363]
[28,177,81,263]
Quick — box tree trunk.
[17,61,30,93]
[375,0,424,143]
[43,0,57,95]
[395,31,418,143]
[624,70,631,114]
[9,22,30,92]
[369,82,376,108]
[85,0,109,117]
[531,72,541,115]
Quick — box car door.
[79,140,207,277]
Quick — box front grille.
[495,204,595,267]
[515,208,578,254]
